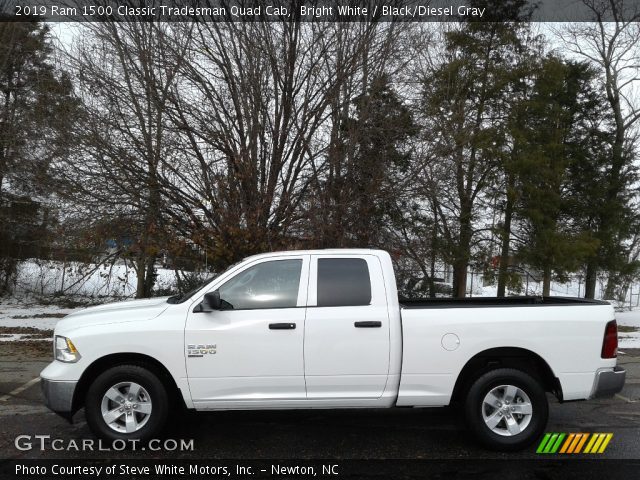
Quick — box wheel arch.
[72,352,184,412]
[450,347,562,404]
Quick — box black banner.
[2,0,640,23]
[2,459,640,480]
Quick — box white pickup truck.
[41,249,625,450]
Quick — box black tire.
[85,364,169,442]
[464,368,548,451]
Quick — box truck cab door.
[304,254,390,399]
[185,255,309,407]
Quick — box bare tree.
[154,20,404,267]
[305,22,413,248]
[56,22,187,297]
[559,0,640,298]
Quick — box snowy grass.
[9,259,181,299]
[0,258,200,337]
[613,309,640,349]
[0,302,78,331]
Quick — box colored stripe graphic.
[536,433,566,453]
[550,433,565,453]
[567,433,584,453]
[584,434,599,453]
[543,433,559,453]
[574,433,589,453]
[559,433,575,453]
[598,433,613,453]
[536,433,552,453]
[537,433,613,454]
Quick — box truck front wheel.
[464,368,548,451]
[85,364,169,442]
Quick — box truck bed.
[397,294,615,406]
[400,296,609,308]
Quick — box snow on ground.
[0,258,186,339]
[0,333,49,342]
[619,333,640,349]
[615,309,640,349]
[614,309,640,326]
[12,259,180,298]
[0,302,79,332]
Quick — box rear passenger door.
[304,254,390,399]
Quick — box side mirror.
[199,290,221,312]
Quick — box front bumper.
[591,366,626,398]
[41,377,77,416]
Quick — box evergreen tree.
[342,75,417,246]
[420,0,535,297]
[562,1,640,298]
[0,21,77,199]
[510,58,605,295]
[0,20,78,293]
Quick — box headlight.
[55,336,81,363]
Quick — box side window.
[218,259,302,310]
[317,258,371,307]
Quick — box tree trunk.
[584,260,597,299]
[144,257,156,297]
[429,206,438,298]
[429,250,437,298]
[134,254,156,298]
[497,191,513,297]
[135,256,146,298]
[604,275,618,300]
[453,205,472,298]
[174,268,183,294]
[542,266,551,296]
[452,261,468,298]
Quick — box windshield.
[167,261,243,304]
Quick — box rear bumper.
[41,377,77,416]
[591,366,626,398]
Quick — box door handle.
[354,321,382,328]
[269,323,296,330]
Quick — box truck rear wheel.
[85,364,169,442]
[464,368,548,451]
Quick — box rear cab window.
[307,254,386,308]
[317,258,371,307]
